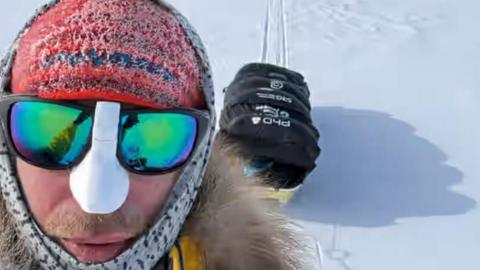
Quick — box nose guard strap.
[70,102,130,214]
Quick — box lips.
[59,233,135,263]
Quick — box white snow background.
[1,0,479,269]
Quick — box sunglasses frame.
[0,94,211,175]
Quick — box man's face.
[16,131,180,263]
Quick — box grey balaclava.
[0,0,216,269]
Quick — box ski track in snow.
[286,0,423,44]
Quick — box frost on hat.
[11,0,206,109]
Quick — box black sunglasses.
[0,94,210,175]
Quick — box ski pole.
[261,2,324,268]
[260,0,289,68]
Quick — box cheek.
[16,158,72,225]
[16,158,179,226]
[126,172,179,221]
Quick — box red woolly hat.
[11,0,206,109]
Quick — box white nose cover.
[70,102,130,214]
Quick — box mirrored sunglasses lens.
[10,101,92,167]
[120,113,197,172]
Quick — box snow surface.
[1,0,479,269]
